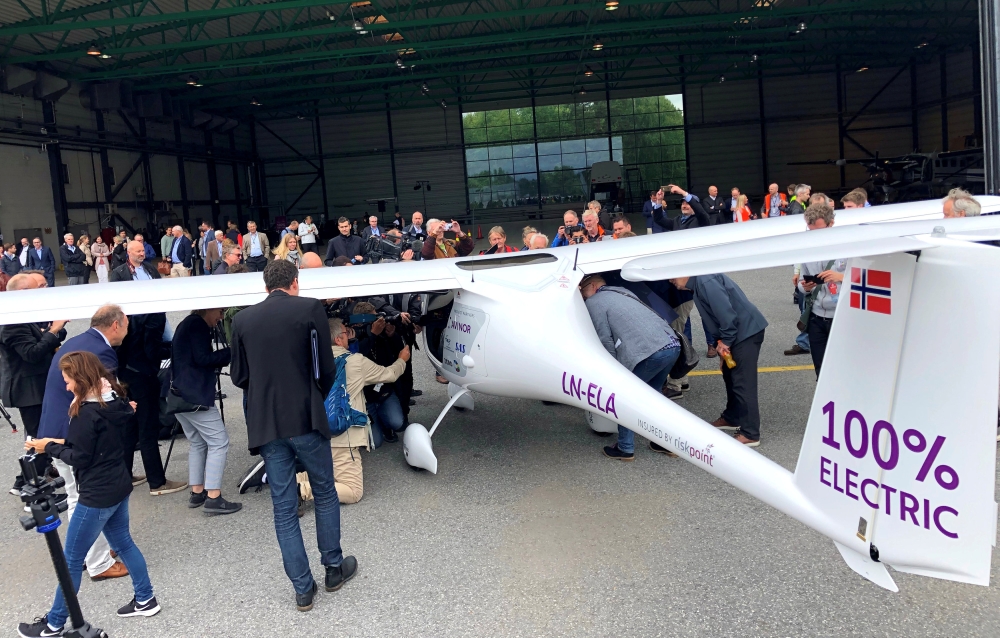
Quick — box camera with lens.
[365,233,414,263]
[566,224,587,244]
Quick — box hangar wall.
[257,47,979,222]
[0,90,253,264]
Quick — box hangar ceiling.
[0,0,981,118]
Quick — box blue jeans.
[48,497,153,628]
[618,345,682,454]
[795,288,811,352]
[367,394,404,449]
[260,430,343,595]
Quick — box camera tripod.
[0,400,17,433]
[18,454,107,638]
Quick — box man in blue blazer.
[168,225,193,277]
[26,237,56,287]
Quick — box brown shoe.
[131,474,147,487]
[706,345,718,358]
[91,561,129,581]
[710,417,738,431]
[149,479,188,496]
[435,374,449,384]
[783,344,809,356]
[734,433,760,447]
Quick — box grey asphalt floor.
[1,266,998,637]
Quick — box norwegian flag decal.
[850,268,891,315]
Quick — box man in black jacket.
[325,217,366,266]
[110,241,160,282]
[368,292,423,432]
[0,273,68,491]
[703,185,728,225]
[654,185,712,231]
[230,260,357,610]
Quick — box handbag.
[163,386,208,415]
[669,330,699,380]
[157,260,172,276]
[797,260,835,331]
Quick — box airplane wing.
[0,257,462,326]
[566,196,1000,274]
[619,215,1000,281]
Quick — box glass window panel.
[611,114,633,132]
[538,154,562,171]
[634,146,660,164]
[560,120,581,138]
[513,156,536,173]
[635,113,658,130]
[485,110,511,127]
[466,147,488,162]
[488,145,513,159]
[490,158,514,174]
[512,143,535,158]
[515,175,538,198]
[510,107,534,126]
[609,99,633,116]
[611,135,623,150]
[637,132,660,148]
[463,111,486,128]
[612,149,623,163]
[561,139,585,154]
[535,105,559,122]
[511,124,534,141]
[585,117,607,135]
[660,130,684,146]
[561,152,587,169]
[586,137,608,152]
[587,149,610,165]
[467,160,490,176]
[536,120,560,139]
[464,128,487,144]
[634,97,658,113]
[659,111,683,128]
[663,145,685,162]
[537,141,561,156]
[487,126,511,143]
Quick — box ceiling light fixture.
[421,82,429,94]
[751,53,758,62]
[86,45,101,56]
[352,20,366,33]
[797,21,807,31]
[916,41,928,49]
[605,0,619,10]
[99,53,111,59]
[856,66,869,73]
[584,66,594,77]
[396,58,405,68]
[326,9,336,21]
[578,87,587,95]
[251,97,261,106]
[440,99,447,109]
[720,75,726,82]
[592,40,603,51]
[186,75,199,86]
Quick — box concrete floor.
[1,266,998,638]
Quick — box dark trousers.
[83,267,92,284]
[394,359,414,420]
[120,369,166,488]
[17,404,43,438]
[721,329,764,441]
[301,244,318,254]
[246,255,267,272]
[260,430,343,595]
[807,314,834,378]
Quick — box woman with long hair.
[273,232,301,267]
[19,352,161,637]
[90,236,111,284]
[78,234,93,284]
[732,194,752,223]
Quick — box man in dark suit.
[671,273,768,447]
[654,185,712,231]
[0,274,67,492]
[36,304,137,580]
[325,217,366,266]
[59,233,88,286]
[109,241,178,492]
[26,237,56,287]
[360,215,385,243]
[703,185,727,225]
[168,225,193,277]
[230,259,357,611]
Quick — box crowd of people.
[0,183,990,636]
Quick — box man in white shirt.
[298,216,319,254]
[242,221,270,272]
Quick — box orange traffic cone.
[476,225,483,240]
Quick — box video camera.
[365,233,421,263]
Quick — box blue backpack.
[324,353,370,437]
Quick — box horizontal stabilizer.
[834,542,898,592]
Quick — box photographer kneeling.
[171,308,241,515]
[19,352,161,637]
[322,318,409,504]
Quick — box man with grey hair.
[942,187,981,218]
[169,225,193,277]
[60,233,88,285]
[528,233,549,249]
[797,203,846,376]
[786,184,811,215]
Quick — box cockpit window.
[455,253,557,271]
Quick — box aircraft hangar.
[0,0,992,244]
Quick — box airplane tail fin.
[792,241,999,588]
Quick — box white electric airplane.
[3,198,1000,592]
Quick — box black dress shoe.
[325,556,358,592]
[383,429,399,443]
[408,399,416,406]
[411,390,423,397]
[296,580,318,612]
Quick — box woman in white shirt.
[297,215,318,254]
